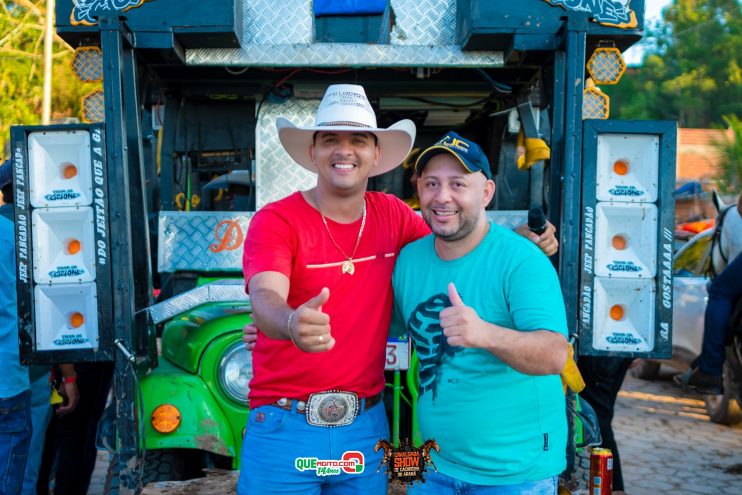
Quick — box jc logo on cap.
[438,134,470,153]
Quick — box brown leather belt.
[272,391,383,414]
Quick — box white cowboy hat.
[276,84,416,177]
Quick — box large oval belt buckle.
[306,391,359,427]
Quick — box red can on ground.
[589,447,613,495]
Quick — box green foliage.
[606,0,742,128]
[0,0,97,155]
[713,114,742,193]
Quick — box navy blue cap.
[414,131,491,179]
[0,158,11,188]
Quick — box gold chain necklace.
[316,193,367,275]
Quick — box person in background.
[0,158,11,188]
[675,193,742,394]
[0,209,31,495]
[0,163,80,495]
[37,361,111,495]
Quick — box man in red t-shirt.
[238,85,558,495]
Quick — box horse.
[708,190,741,278]
[419,439,440,473]
[373,439,393,473]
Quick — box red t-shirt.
[243,191,429,407]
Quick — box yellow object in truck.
[561,344,586,394]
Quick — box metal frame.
[555,14,588,339]
[99,15,154,493]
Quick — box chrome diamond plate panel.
[148,280,250,324]
[157,209,525,273]
[486,210,528,230]
[158,211,253,273]
[391,0,454,45]
[245,0,311,44]
[187,0,503,67]
[188,43,503,67]
[256,99,319,209]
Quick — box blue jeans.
[699,252,742,376]
[407,470,558,495]
[238,401,389,495]
[21,374,51,495]
[0,390,32,495]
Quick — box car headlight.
[218,341,253,405]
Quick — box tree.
[0,0,97,155]
[713,114,742,193]
[607,0,742,128]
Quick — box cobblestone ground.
[616,368,742,495]
[88,367,742,494]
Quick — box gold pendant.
[341,259,355,275]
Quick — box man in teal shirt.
[392,132,569,494]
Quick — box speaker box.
[28,130,94,208]
[594,202,658,278]
[596,133,659,203]
[32,207,96,284]
[13,123,112,363]
[34,283,99,351]
[592,277,656,353]
[580,120,675,359]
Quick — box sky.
[623,0,674,65]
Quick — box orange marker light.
[152,404,181,433]
[611,235,627,250]
[67,239,81,255]
[609,305,624,321]
[613,159,629,176]
[70,312,85,328]
[62,162,78,179]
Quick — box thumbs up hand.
[447,282,465,307]
[290,287,335,352]
[440,283,490,349]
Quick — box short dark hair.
[1,183,12,204]
[312,131,378,146]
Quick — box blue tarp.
[674,181,706,199]
[314,0,387,16]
